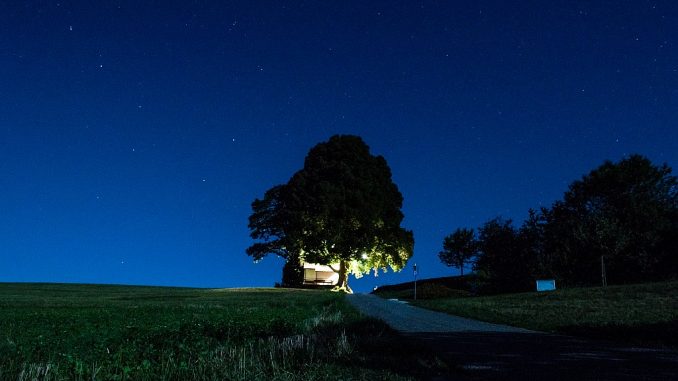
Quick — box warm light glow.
[303,262,340,285]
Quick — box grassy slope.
[374,275,474,300]
[0,283,451,381]
[412,281,678,347]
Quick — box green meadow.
[0,283,446,381]
[407,280,678,347]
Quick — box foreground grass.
[0,283,450,380]
[411,281,678,347]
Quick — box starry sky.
[1,1,677,292]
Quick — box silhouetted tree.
[544,155,678,285]
[474,217,534,293]
[519,209,550,280]
[439,228,478,276]
[247,135,414,293]
[247,184,305,288]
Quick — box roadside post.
[413,263,418,300]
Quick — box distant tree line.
[439,155,678,293]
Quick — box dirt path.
[347,293,678,380]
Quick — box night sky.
[1,1,677,292]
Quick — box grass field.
[0,283,450,381]
[409,281,678,348]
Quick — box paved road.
[347,293,532,333]
[347,293,678,380]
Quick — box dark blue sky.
[1,1,677,292]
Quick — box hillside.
[374,277,678,347]
[374,274,475,300]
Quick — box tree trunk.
[460,266,464,276]
[333,260,353,294]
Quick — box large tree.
[247,135,414,293]
[473,217,536,293]
[544,154,678,284]
[439,228,478,276]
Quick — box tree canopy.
[247,135,414,292]
[473,218,531,292]
[457,154,678,293]
[543,154,678,284]
[438,228,478,276]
